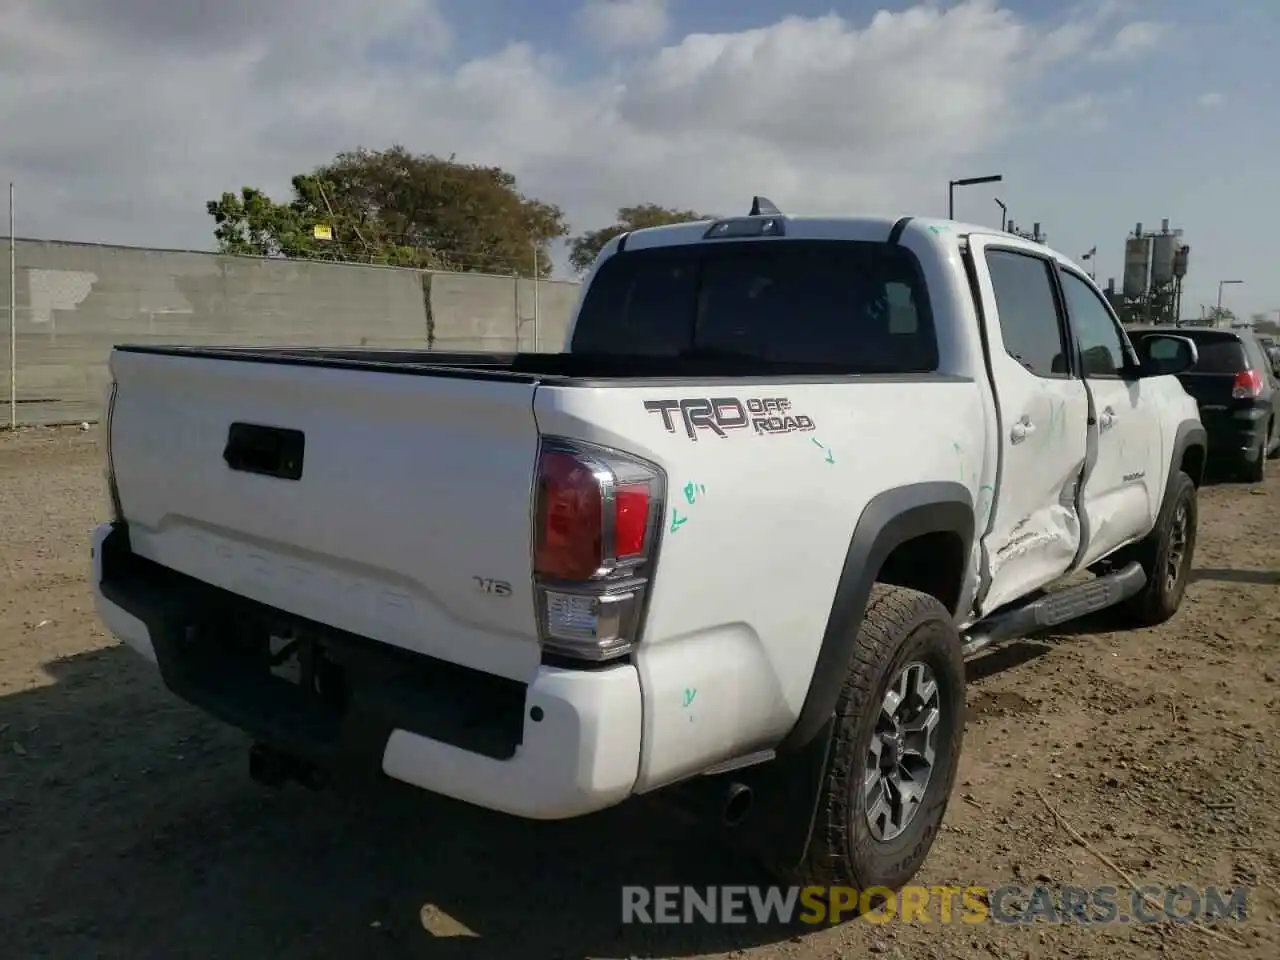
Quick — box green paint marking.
[682,481,706,505]
[825,449,834,464]
[811,438,824,448]
[670,510,687,532]
[682,688,697,707]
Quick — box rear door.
[1057,268,1162,566]
[966,237,1091,615]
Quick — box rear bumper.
[90,522,642,819]
[1201,407,1270,462]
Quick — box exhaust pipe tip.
[722,782,753,827]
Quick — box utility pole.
[8,182,14,430]
[1217,279,1243,312]
[531,239,540,352]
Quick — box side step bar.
[961,561,1146,659]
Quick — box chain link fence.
[0,238,581,426]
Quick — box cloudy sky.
[1,0,1276,316]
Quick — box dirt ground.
[1,426,1277,960]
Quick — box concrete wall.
[429,272,580,352]
[0,238,580,425]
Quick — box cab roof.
[609,208,1082,277]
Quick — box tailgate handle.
[223,422,305,480]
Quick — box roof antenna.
[749,196,781,217]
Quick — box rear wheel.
[1242,445,1265,483]
[1239,418,1272,481]
[785,585,965,908]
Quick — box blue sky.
[2,0,1277,318]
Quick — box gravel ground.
[1,426,1277,959]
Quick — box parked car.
[1256,334,1280,376]
[1132,326,1280,481]
[91,202,1205,900]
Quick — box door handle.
[1010,415,1035,444]
[223,422,306,480]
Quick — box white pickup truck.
[91,201,1206,898]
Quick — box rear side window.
[570,240,938,372]
[984,250,1068,377]
[1240,335,1271,371]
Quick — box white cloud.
[577,0,669,50]
[1197,91,1225,108]
[1039,94,1106,133]
[0,0,1156,264]
[1090,20,1168,60]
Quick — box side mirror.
[1135,334,1198,377]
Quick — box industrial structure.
[1005,220,1044,243]
[1104,219,1189,326]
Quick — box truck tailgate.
[107,349,543,683]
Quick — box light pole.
[1216,279,1243,315]
[948,174,1002,220]
[994,197,1007,232]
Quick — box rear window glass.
[1181,335,1247,373]
[1135,332,1251,373]
[570,240,938,372]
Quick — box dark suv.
[1133,326,1280,482]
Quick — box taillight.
[1232,369,1263,399]
[532,438,664,662]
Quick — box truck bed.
[105,341,972,690]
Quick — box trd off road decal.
[643,397,815,440]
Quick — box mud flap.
[662,716,835,875]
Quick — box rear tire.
[784,585,965,910]
[1242,449,1265,483]
[1114,471,1197,627]
[1266,417,1280,460]
[1241,419,1270,481]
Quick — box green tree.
[567,203,715,274]
[206,146,569,276]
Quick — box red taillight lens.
[614,484,650,558]
[532,439,664,662]
[535,451,603,581]
[1233,369,1263,399]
